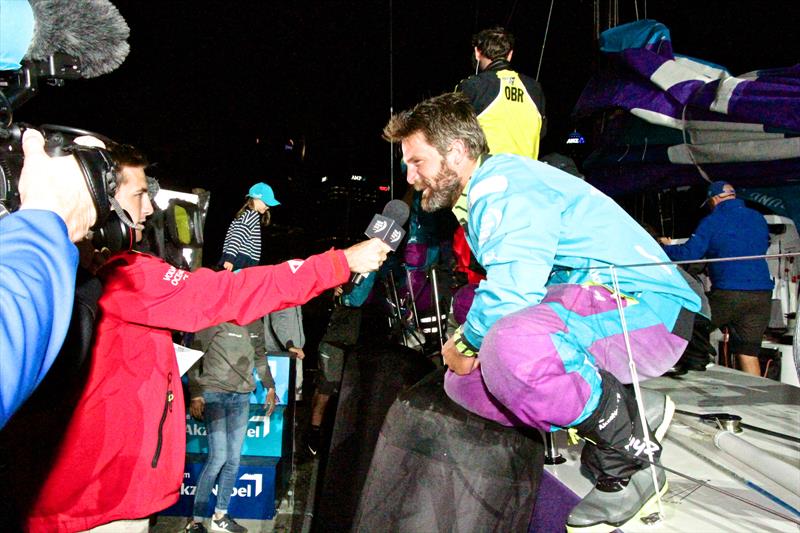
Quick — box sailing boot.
[580,386,673,481]
[567,371,668,532]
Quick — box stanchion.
[543,430,566,465]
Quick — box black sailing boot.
[567,371,668,532]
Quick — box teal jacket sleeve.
[342,273,375,307]
[0,210,78,428]
[462,179,562,349]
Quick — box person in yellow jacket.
[457,26,546,159]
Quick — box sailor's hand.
[264,388,277,416]
[343,238,390,274]
[442,336,480,375]
[189,397,205,420]
[289,346,305,360]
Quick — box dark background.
[12,0,800,260]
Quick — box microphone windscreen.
[26,0,130,78]
[382,199,410,226]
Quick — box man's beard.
[419,160,462,212]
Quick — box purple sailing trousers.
[444,284,690,431]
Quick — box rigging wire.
[556,251,800,273]
[535,0,555,81]
[388,0,395,199]
[504,0,520,28]
[593,0,600,42]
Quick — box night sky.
[13,0,800,258]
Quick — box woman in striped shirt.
[220,182,281,270]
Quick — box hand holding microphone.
[349,199,410,283]
[343,238,391,274]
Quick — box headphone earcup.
[69,146,117,230]
[92,210,135,253]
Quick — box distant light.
[351,175,364,181]
[321,176,328,183]
[566,130,585,144]
[378,186,390,192]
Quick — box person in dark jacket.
[662,181,774,375]
[185,319,277,533]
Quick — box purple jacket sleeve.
[0,210,78,428]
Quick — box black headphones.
[35,125,137,253]
[66,144,136,253]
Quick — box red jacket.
[27,250,350,532]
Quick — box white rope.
[609,265,666,519]
[680,101,713,183]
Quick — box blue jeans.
[193,392,250,518]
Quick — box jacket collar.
[483,58,512,72]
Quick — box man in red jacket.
[24,145,389,533]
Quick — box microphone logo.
[364,213,406,251]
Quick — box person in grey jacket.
[264,306,306,399]
[185,319,276,533]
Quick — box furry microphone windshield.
[25,0,130,78]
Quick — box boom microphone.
[0,0,130,127]
[352,199,410,285]
[26,0,131,78]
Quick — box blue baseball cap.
[707,181,735,198]
[701,181,735,206]
[247,182,280,206]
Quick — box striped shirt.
[220,209,261,268]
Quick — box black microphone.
[352,199,410,285]
[26,0,131,78]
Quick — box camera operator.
[0,129,98,428]
[17,142,389,533]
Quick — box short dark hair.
[108,142,149,190]
[382,92,488,160]
[109,142,149,169]
[472,26,514,61]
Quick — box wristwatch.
[452,327,478,357]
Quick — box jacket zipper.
[152,372,174,468]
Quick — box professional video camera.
[0,0,133,251]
